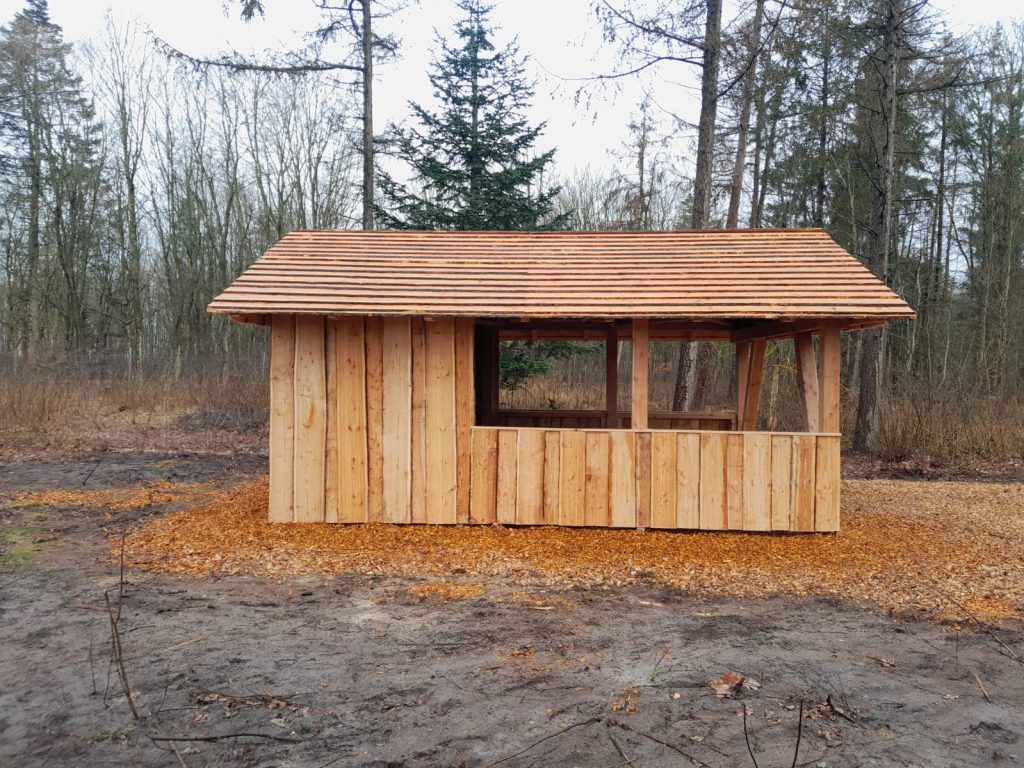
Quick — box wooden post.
[606,324,618,428]
[818,324,841,432]
[794,332,820,432]
[735,340,751,423]
[631,319,649,430]
[741,339,766,430]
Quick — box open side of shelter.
[209,229,914,533]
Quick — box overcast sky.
[0,0,1020,177]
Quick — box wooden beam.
[732,319,824,344]
[818,324,841,432]
[794,333,820,432]
[631,319,649,430]
[735,340,751,422]
[606,324,618,428]
[741,339,766,430]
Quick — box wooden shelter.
[209,229,913,532]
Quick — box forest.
[0,0,1022,461]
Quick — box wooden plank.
[410,318,427,523]
[635,431,652,528]
[814,435,841,532]
[631,319,649,429]
[364,317,385,521]
[609,431,636,527]
[742,339,767,430]
[735,340,751,421]
[742,433,772,531]
[558,432,586,526]
[496,429,518,525]
[725,433,745,530]
[699,432,727,529]
[516,429,546,525]
[606,324,618,428]
[818,325,841,432]
[336,316,368,523]
[292,315,326,522]
[454,318,475,523]
[676,432,700,528]
[269,315,296,522]
[324,320,339,523]
[469,429,497,524]
[794,333,820,432]
[650,431,677,529]
[770,435,793,531]
[381,317,412,523]
[425,319,457,524]
[542,431,560,524]
[792,434,817,532]
[584,431,610,527]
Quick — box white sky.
[0,0,1020,177]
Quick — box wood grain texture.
[425,319,457,524]
[650,431,677,529]
[516,429,546,525]
[558,431,586,526]
[496,430,519,525]
[336,316,368,523]
[818,325,841,433]
[609,431,636,528]
[584,432,610,527]
[742,339,767,430]
[676,432,700,528]
[631,319,649,430]
[543,431,560,524]
[792,434,817,531]
[742,433,772,531]
[269,315,296,522]
[409,318,427,523]
[292,315,326,522]
[770,435,793,532]
[814,435,841,531]
[635,431,652,528]
[794,333,820,432]
[364,317,385,521]
[454,318,475,522]
[324,320,339,523]
[725,433,745,530]
[469,428,497,524]
[381,317,411,523]
[699,433,727,529]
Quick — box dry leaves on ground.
[11,480,217,511]
[114,477,1024,623]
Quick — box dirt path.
[2,452,1022,767]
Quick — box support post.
[735,340,751,423]
[741,339,766,430]
[818,324,841,432]
[606,323,618,428]
[794,332,820,432]
[631,319,649,430]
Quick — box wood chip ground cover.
[114,478,1024,622]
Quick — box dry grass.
[0,357,267,459]
[116,477,1024,623]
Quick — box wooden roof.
[208,229,915,322]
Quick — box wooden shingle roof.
[209,229,915,322]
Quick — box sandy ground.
[2,452,1023,768]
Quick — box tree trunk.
[726,0,763,228]
[361,0,374,230]
[853,0,902,452]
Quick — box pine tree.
[376,0,564,230]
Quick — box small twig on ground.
[790,700,805,768]
[150,732,301,744]
[742,705,760,768]
[607,719,714,768]
[82,456,103,486]
[972,670,992,703]
[104,527,140,720]
[606,724,633,766]
[482,717,602,767]
[826,693,857,723]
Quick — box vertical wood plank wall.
[268,313,841,532]
[467,427,841,532]
[268,314,470,525]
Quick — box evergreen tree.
[376,0,564,230]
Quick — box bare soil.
[2,452,1023,767]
